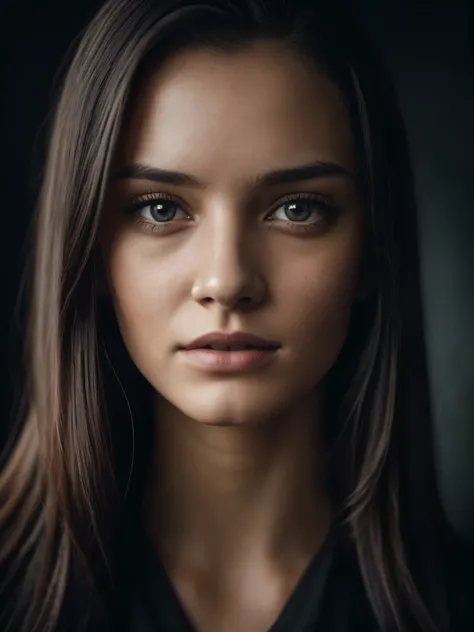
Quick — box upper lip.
[182,331,281,350]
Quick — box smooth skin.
[100,41,366,632]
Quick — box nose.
[191,218,267,312]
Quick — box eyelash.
[125,192,339,235]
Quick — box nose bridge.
[191,203,264,308]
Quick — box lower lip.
[180,348,279,373]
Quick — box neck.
[143,389,333,578]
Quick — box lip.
[180,347,279,373]
[182,331,281,351]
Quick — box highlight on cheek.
[122,190,343,236]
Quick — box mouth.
[179,331,281,372]
[180,345,280,373]
[182,331,281,351]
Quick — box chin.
[183,399,281,426]
[163,383,290,427]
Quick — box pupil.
[150,201,177,222]
[284,201,313,222]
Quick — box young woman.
[1,0,473,631]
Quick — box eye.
[131,197,189,223]
[268,194,337,226]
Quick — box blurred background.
[0,0,473,540]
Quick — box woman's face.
[101,41,365,426]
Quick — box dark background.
[1,0,473,539]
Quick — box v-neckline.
[134,520,341,632]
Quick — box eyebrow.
[110,161,351,188]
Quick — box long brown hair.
[0,1,456,630]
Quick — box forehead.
[118,41,355,179]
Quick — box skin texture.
[101,42,366,632]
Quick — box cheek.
[105,236,175,360]
[277,239,361,373]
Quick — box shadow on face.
[100,40,367,428]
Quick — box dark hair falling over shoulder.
[0,1,463,630]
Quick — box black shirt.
[3,516,473,632]
[118,519,380,632]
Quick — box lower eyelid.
[134,218,177,234]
